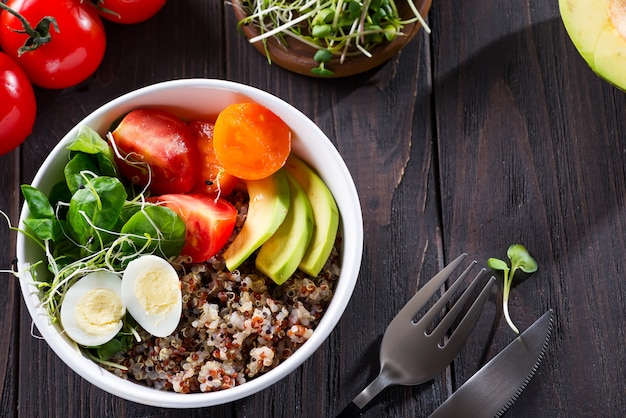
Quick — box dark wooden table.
[1,1,625,417]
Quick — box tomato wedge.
[111,109,199,195]
[188,120,240,197]
[149,194,238,263]
[213,103,291,180]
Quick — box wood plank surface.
[432,1,626,417]
[0,1,624,417]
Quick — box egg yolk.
[75,288,124,335]
[135,268,179,315]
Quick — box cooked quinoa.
[104,233,341,393]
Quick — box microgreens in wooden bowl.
[231,0,432,77]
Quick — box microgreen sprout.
[233,0,431,76]
[312,49,334,76]
[487,244,538,334]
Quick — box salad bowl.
[15,78,363,407]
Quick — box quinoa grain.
[104,245,340,393]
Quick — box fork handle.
[336,374,389,417]
[336,401,362,417]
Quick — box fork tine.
[445,276,495,349]
[428,268,489,342]
[393,253,468,324]
[418,260,478,327]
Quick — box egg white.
[60,271,126,347]
[121,255,182,337]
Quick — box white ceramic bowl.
[16,79,363,408]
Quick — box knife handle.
[336,401,362,417]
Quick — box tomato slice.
[188,120,240,197]
[111,109,199,195]
[149,194,238,263]
[213,103,291,180]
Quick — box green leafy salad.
[6,126,187,360]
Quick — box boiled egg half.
[60,271,125,347]
[121,255,182,337]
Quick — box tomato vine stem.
[0,2,58,55]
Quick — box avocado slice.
[256,172,314,284]
[560,0,626,90]
[284,155,339,277]
[223,169,290,271]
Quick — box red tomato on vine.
[0,0,106,89]
[0,52,36,155]
[93,0,166,24]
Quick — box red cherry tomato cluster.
[0,0,167,156]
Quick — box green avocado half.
[560,0,626,90]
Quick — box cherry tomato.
[0,0,106,89]
[149,194,238,263]
[0,52,36,155]
[213,103,292,180]
[188,120,240,197]
[111,109,200,195]
[94,0,166,24]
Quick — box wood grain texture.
[1,0,625,417]
[432,1,626,417]
[0,151,18,416]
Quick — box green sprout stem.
[501,267,518,334]
[488,244,538,335]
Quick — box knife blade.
[428,309,554,418]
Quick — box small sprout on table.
[488,244,538,334]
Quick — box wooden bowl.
[232,0,432,78]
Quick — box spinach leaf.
[47,181,72,221]
[21,185,63,242]
[120,205,186,258]
[64,153,100,194]
[96,152,118,178]
[67,126,118,178]
[21,184,55,219]
[50,226,81,260]
[118,202,143,225]
[22,218,61,243]
[68,126,115,160]
[94,335,132,360]
[67,176,127,249]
